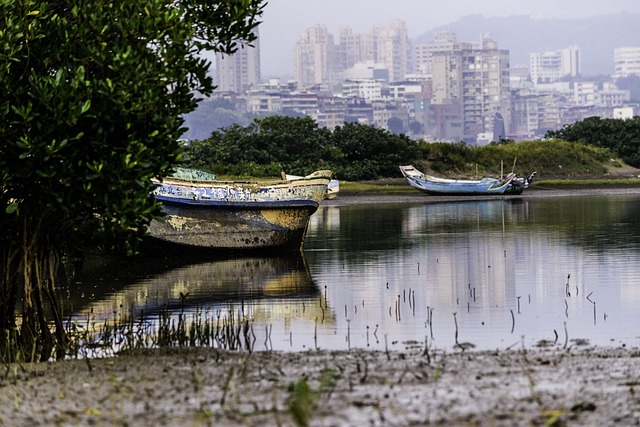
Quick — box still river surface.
[70,191,640,353]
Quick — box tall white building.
[529,45,580,84]
[215,30,261,93]
[414,31,458,76]
[293,26,337,87]
[613,47,640,78]
[294,21,411,86]
[372,20,411,82]
[338,27,375,72]
[432,35,511,142]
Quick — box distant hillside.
[414,13,640,76]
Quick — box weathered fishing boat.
[399,165,535,196]
[286,174,340,199]
[148,168,332,252]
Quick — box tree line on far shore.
[183,115,639,180]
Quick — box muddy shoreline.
[3,346,640,426]
[3,185,640,426]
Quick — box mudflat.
[3,346,640,426]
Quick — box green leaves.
[80,99,91,114]
[5,203,19,215]
[547,117,640,168]
[183,116,420,180]
[0,0,265,254]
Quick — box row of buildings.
[214,23,640,144]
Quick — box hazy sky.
[258,0,640,77]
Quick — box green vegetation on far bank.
[183,115,640,182]
[338,181,417,194]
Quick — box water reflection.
[68,254,333,351]
[304,194,640,351]
[69,193,640,353]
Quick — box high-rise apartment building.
[338,27,375,71]
[372,20,411,82]
[529,45,580,84]
[431,36,511,143]
[293,25,337,87]
[613,47,640,78]
[215,30,261,93]
[294,20,410,86]
[415,31,458,76]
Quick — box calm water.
[70,193,640,352]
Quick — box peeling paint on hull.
[148,204,315,251]
[148,170,331,252]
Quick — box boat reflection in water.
[68,253,333,353]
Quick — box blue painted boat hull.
[399,165,533,196]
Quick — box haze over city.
[259,0,640,77]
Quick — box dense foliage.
[186,116,331,176]
[185,115,618,180]
[546,116,640,167]
[331,123,420,180]
[0,0,264,362]
[184,117,420,180]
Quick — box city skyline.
[258,0,640,77]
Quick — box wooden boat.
[148,168,332,252]
[399,165,535,196]
[286,174,339,199]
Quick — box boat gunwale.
[152,170,333,187]
[154,196,321,210]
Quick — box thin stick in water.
[453,312,459,345]
[510,309,515,333]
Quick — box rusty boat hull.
[148,170,332,252]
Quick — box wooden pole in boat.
[500,160,503,179]
[512,157,517,174]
